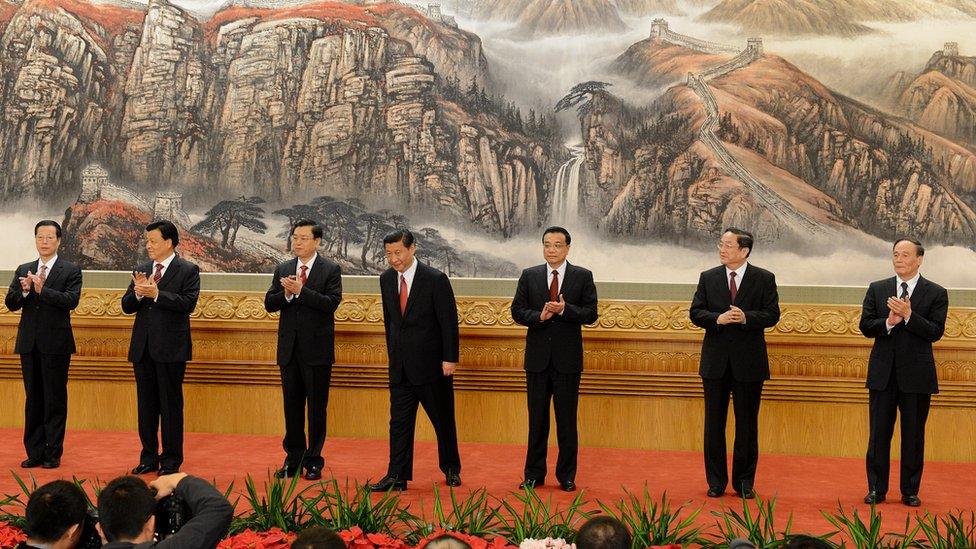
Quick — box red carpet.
[1,429,973,536]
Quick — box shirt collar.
[37,255,58,271]
[725,262,748,280]
[298,253,317,271]
[896,272,921,294]
[155,253,176,270]
[400,258,419,282]
[547,261,568,277]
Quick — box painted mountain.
[880,44,976,147]
[579,25,976,248]
[460,0,628,37]
[698,0,976,37]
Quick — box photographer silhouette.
[96,473,232,549]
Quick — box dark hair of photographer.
[291,526,346,549]
[22,480,88,549]
[575,516,631,549]
[97,473,233,549]
[97,477,156,544]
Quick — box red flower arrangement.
[0,523,27,549]
[414,528,518,549]
[338,526,409,549]
[217,527,297,549]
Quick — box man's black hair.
[383,229,415,247]
[893,237,924,256]
[542,226,571,246]
[34,220,63,239]
[575,516,631,549]
[291,220,323,240]
[24,480,88,543]
[146,220,179,247]
[724,227,754,257]
[97,476,156,542]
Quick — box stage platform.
[1,428,973,537]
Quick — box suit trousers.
[133,357,186,469]
[387,375,461,480]
[866,366,931,496]
[280,358,332,470]
[21,348,70,462]
[524,364,581,483]
[702,366,764,493]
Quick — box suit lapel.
[713,267,732,309]
[911,276,930,305]
[732,265,751,306]
[157,257,181,289]
[305,256,323,287]
[43,262,65,288]
[559,263,577,300]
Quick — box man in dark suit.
[96,473,233,548]
[368,229,461,491]
[265,220,342,481]
[5,220,82,470]
[690,227,780,499]
[511,226,598,492]
[121,220,200,476]
[860,238,947,507]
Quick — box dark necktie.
[39,265,48,282]
[729,271,738,302]
[900,281,909,300]
[549,270,559,302]
[153,263,163,283]
[399,274,408,314]
[300,264,308,285]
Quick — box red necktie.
[729,271,738,302]
[153,263,163,283]
[399,274,408,314]
[39,265,48,282]
[300,264,308,285]
[549,270,559,302]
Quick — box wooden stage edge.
[2,288,975,463]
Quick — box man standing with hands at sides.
[6,220,82,470]
[265,220,342,481]
[690,227,779,499]
[860,239,947,507]
[122,220,200,476]
[368,229,462,492]
[511,226,598,492]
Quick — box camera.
[73,494,190,547]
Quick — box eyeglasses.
[543,243,567,250]
[35,235,58,241]
[716,242,740,250]
[290,235,316,242]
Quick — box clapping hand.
[442,361,457,376]
[132,271,159,299]
[281,274,302,297]
[544,294,566,315]
[18,271,33,292]
[887,296,911,323]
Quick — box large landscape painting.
[1,0,975,285]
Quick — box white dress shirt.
[725,262,748,292]
[137,253,175,301]
[398,258,419,297]
[286,253,317,302]
[886,272,920,331]
[24,255,58,296]
[546,261,568,295]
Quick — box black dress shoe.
[902,495,921,507]
[157,467,179,476]
[275,465,299,479]
[368,475,406,492]
[41,459,60,469]
[518,479,543,489]
[131,463,158,475]
[864,491,886,504]
[706,487,724,498]
[560,480,577,492]
[736,489,756,500]
[304,466,322,481]
[446,471,461,487]
[21,458,42,468]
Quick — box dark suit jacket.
[264,255,343,366]
[101,476,233,549]
[511,263,599,373]
[859,276,947,394]
[121,256,200,364]
[690,264,780,382]
[5,259,82,355]
[380,261,459,385]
